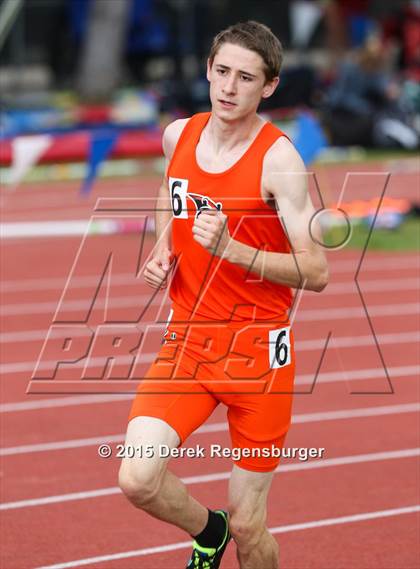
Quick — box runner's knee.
[228,507,265,549]
[118,459,165,506]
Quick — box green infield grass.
[323,216,420,251]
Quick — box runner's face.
[207,43,278,119]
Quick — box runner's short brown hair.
[208,21,283,82]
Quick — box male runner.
[119,21,328,569]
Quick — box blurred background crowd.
[1,0,419,152]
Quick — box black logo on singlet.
[187,193,223,218]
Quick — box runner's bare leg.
[228,465,279,569]
[119,417,208,535]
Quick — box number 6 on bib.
[169,178,188,219]
[269,326,292,369]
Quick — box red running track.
[1,172,419,568]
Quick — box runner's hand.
[144,247,173,289]
[192,210,231,258]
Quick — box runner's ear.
[206,59,212,82]
[262,77,279,99]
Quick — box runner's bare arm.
[192,138,329,292]
[143,119,188,289]
[231,138,328,291]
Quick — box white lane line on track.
[2,326,419,349]
[0,326,419,379]
[2,255,418,293]
[0,393,133,413]
[1,351,151,374]
[306,364,418,383]
[1,403,418,456]
[0,209,116,224]
[0,394,132,413]
[1,221,103,238]
[1,274,418,296]
[297,302,419,321]
[1,358,420,394]
[3,448,419,513]
[2,358,419,413]
[2,293,419,317]
[299,331,419,350]
[35,505,420,569]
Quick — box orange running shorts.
[129,305,295,472]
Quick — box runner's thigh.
[119,416,181,484]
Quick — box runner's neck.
[203,113,265,156]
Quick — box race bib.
[269,326,292,369]
[169,178,188,219]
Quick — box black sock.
[193,509,227,549]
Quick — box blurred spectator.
[381,1,420,128]
[323,0,374,54]
[382,0,420,81]
[322,34,419,148]
[125,0,173,83]
[289,0,376,53]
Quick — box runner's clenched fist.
[144,247,173,289]
[192,210,232,258]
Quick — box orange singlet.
[129,113,296,472]
[169,112,292,321]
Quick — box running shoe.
[186,510,231,569]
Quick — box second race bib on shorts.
[269,326,292,369]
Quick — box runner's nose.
[223,74,237,96]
